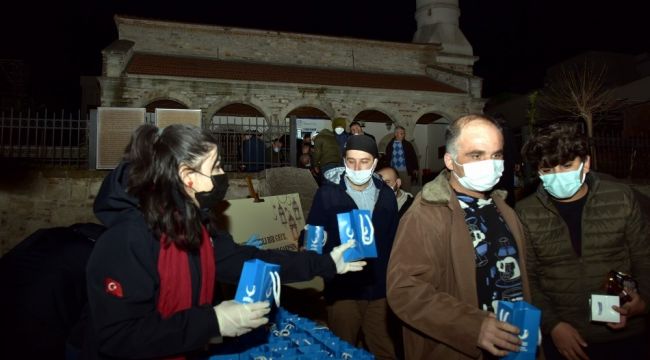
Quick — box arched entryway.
[416,112,450,183]
[209,103,267,171]
[285,106,331,167]
[352,110,394,156]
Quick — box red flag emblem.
[104,278,124,298]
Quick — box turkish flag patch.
[104,277,124,298]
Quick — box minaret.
[413,0,473,58]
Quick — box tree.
[539,61,618,139]
[538,61,620,169]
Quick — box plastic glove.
[245,234,263,249]
[329,240,367,274]
[214,300,271,337]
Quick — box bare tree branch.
[538,60,620,138]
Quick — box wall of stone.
[0,167,316,257]
[100,76,482,135]
[0,169,106,256]
[116,16,439,76]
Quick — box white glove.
[329,240,367,274]
[214,300,271,337]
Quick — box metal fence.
[0,109,303,171]
[0,109,89,168]
[592,134,650,179]
[6,108,645,179]
[206,115,299,172]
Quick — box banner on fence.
[155,108,202,129]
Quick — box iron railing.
[0,109,89,168]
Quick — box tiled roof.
[126,53,465,94]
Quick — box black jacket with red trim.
[83,162,337,359]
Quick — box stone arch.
[144,99,188,112]
[206,101,271,172]
[205,98,270,122]
[142,97,190,113]
[350,108,398,155]
[137,89,193,110]
[279,99,334,121]
[413,108,454,124]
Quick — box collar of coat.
[421,169,507,205]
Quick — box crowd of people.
[4,114,647,360]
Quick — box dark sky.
[1,0,647,110]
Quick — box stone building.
[97,0,484,172]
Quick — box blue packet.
[336,209,376,261]
[497,300,541,360]
[305,224,326,254]
[234,259,281,306]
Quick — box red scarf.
[157,226,216,360]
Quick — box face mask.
[334,127,344,135]
[345,160,377,186]
[539,162,585,199]
[195,174,229,210]
[273,147,280,153]
[453,159,504,192]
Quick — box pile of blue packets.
[208,307,374,359]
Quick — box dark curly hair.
[522,121,589,170]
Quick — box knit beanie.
[345,133,378,158]
[332,117,347,130]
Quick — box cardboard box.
[590,294,620,323]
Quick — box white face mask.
[345,160,377,185]
[453,158,504,192]
[334,127,345,135]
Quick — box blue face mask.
[539,162,585,199]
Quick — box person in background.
[84,124,365,360]
[265,137,286,167]
[516,121,650,360]
[304,135,400,359]
[387,114,530,359]
[312,129,342,184]
[240,130,265,172]
[377,166,414,219]
[383,126,418,192]
[332,117,350,156]
[349,121,376,142]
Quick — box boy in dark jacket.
[516,122,650,360]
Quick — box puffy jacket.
[313,128,341,168]
[515,172,650,343]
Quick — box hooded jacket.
[305,167,398,302]
[386,170,531,360]
[312,128,341,168]
[84,162,337,359]
[516,172,650,343]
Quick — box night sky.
[1,0,647,110]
